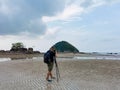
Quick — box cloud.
[40,27,60,40]
[42,0,120,23]
[0,0,120,36]
[0,0,65,35]
[0,0,20,16]
[42,4,84,22]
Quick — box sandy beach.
[0,56,120,90]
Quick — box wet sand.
[0,58,120,90]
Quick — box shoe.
[47,79,52,82]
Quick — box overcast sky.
[0,0,120,52]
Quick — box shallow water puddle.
[0,58,11,62]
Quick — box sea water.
[0,56,42,62]
[73,55,120,60]
[0,58,11,62]
[1,54,120,62]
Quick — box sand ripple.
[0,59,120,90]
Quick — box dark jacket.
[48,50,56,62]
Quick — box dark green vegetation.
[53,41,79,53]
[10,42,27,52]
[10,42,40,54]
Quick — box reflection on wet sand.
[0,56,40,61]
[0,58,11,62]
[46,83,52,90]
[11,57,33,60]
[0,53,42,61]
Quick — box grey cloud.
[0,0,65,35]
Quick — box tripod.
[54,57,60,82]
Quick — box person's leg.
[46,64,50,80]
[49,72,53,78]
[49,63,55,79]
[46,62,54,80]
[46,63,52,80]
[46,72,50,80]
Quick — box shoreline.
[0,53,42,59]
[0,52,120,62]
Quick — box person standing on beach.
[45,46,56,82]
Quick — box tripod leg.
[56,66,59,82]
[56,65,61,82]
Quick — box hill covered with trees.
[53,41,79,53]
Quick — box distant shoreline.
[0,52,120,61]
[0,53,42,59]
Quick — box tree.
[12,42,24,49]
[10,42,26,52]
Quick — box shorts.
[47,62,54,72]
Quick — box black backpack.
[43,51,50,64]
